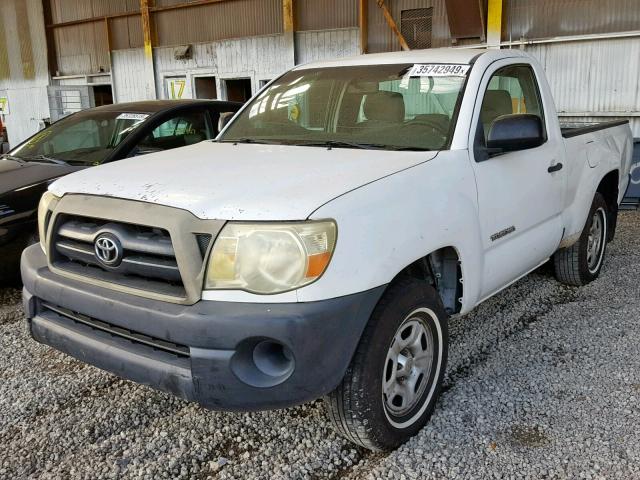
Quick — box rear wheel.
[553,193,608,286]
[325,278,448,451]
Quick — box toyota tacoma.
[22,48,633,450]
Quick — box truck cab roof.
[294,47,531,70]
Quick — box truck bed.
[560,119,629,138]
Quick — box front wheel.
[553,192,609,286]
[325,278,448,451]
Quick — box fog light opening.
[253,340,294,378]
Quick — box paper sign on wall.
[165,77,187,99]
[0,97,9,115]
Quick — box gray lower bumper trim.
[22,244,386,410]
[31,313,195,401]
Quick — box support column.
[486,0,503,48]
[104,17,117,102]
[140,0,157,98]
[282,0,296,67]
[359,0,368,54]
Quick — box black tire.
[325,278,449,451]
[0,239,25,286]
[0,231,37,287]
[553,192,609,286]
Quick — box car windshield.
[219,64,468,151]
[10,110,150,165]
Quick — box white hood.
[50,141,437,220]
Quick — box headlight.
[205,220,337,294]
[38,191,59,253]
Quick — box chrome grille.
[45,195,226,305]
[51,215,186,298]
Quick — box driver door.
[469,61,565,299]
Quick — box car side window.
[216,111,237,134]
[136,110,212,154]
[479,65,545,144]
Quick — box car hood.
[0,158,84,195]
[50,141,438,220]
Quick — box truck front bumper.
[21,245,385,411]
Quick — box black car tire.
[0,237,27,286]
[325,277,449,451]
[553,193,609,286]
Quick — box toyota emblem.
[94,233,123,267]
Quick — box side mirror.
[486,114,544,154]
[218,111,236,132]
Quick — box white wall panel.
[153,34,291,100]
[295,28,360,65]
[524,37,640,137]
[112,48,155,102]
[0,0,50,146]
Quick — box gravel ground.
[1,211,639,480]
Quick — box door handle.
[548,163,563,173]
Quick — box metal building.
[0,0,639,147]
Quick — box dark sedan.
[0,99,242,284]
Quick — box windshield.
[11,111,149,165]
[220,64,468,151]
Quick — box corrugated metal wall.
[53,22,111,75]
[109,16,144,50]
[0,0,51,146]
[154,0,283,47]
[524,37,640,136]
[296,29,361,64]
[505,0,640,40]
[295,0,358,31]
[48,0,140,75]
[49,0,139,22]
[367,0,452,52]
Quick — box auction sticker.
[409,64,470,77]
[116,113,149,121]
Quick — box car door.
[125,107,214,158]
[469,60,565,299]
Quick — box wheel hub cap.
[383,317,434,417]
[587,207,606,273]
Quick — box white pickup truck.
[22,48,632,450]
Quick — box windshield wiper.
[305,140,383,150]
[0,153,26,163]
[223,138,284,145]
[22,154,69,165]
[293,140,428,151]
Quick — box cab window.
[136,110,212,155]
[479,65,545,143]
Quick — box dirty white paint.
[295,28,360,65]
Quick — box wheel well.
[597,170,619,242]
[391,247,463,315]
